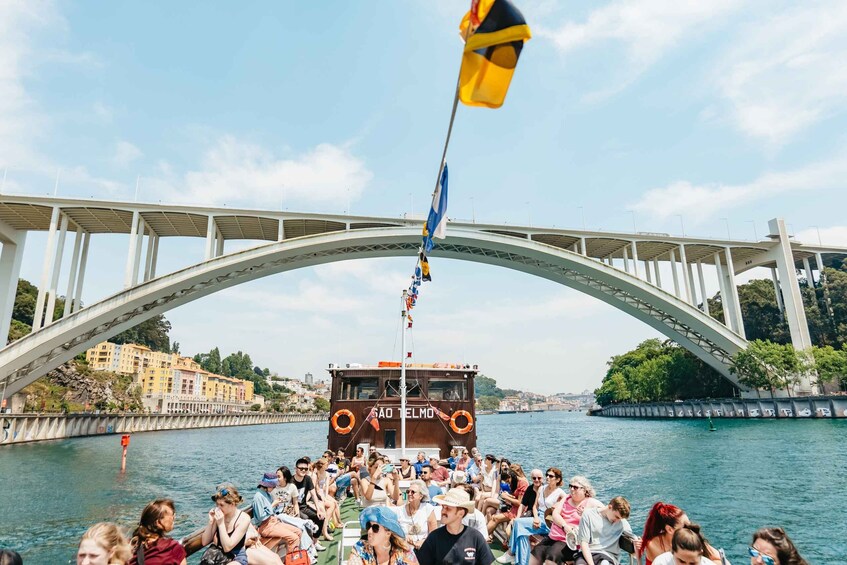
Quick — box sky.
[2,0,847,394]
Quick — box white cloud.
[630,152,847,221]
[147,136,373,208]
[795,226,847,248]
[0,0,58,169]
[537,0,740,96]
[713,2,847,144]
[113,140,142,167]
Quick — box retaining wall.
[0,412,328,446]
[595,397,847,419]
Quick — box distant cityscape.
[495,390,596,412]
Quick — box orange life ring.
[450,410,474,434]
[332,409,355,434]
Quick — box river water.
[0,412,843,563]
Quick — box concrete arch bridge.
[1,195,845,398]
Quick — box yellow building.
[86,342,173,377]
[87,342,255,412]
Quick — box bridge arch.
[0,227,749,396]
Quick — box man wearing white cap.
[417,487,495,565]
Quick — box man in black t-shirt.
[292,457,326,551]
[417,487,494,565]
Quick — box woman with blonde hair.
[312,457,342,540]
[77,522,131,565]
[202,483,250,565]
[128,499,186,565]
[348,506,418,565]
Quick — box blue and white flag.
[423,163,449,253]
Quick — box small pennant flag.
[423,164,449,253]
[365,407,380,431]
[433,407,452,421]
[420,253,432,282]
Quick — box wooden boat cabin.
[327,362,478,458]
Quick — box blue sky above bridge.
[2,0,847,393]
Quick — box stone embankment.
[0,411,328,446]
[594,396,847,419]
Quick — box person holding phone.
[361,454,400,507]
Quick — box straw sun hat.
[432,487,475,510]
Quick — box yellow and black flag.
[458,0,531,109]
[420,253,432,282]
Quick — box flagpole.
[400,289,408,459]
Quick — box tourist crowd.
[4,445,808,565]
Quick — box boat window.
[386,379,422,397]
[428,379,467,401]
[337,378,380,400]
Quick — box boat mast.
[400,289,408,458]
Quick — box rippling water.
[0,412,842,563]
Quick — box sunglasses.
[408,490,421,496]
[568,484,583,490]
[297,466,308,471]
[546,474,557,479]
[748,547,776,565]
[366,523,382,533]
[532,476,543,481]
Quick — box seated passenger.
[480,470,513,519]
[418,488,494,565]
[312,457,341,541]
[0,550,23,565]
[749,527,809,565]
[128,499,187,565]
[432,483,500,538]
[455,448,472,471]
[530,475,604,565]
[640,502,723,564]
[398,456,416,480]
[574,496,638,565]
[447,448,459,471]
[428,457,451,488]
[486,466,528,539]
[390,479,438,549]
[348,506,419,565]
[652,524,715,565]
[292,458,326,550]
[419,464,444,501]
[201,485,250,565]
[251,473,301,555]
[77,523,131,565]
[500,468,567,565]
[360,454,400,507]
[413,452,428,477]
[274,467,300,518]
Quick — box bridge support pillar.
[771,268,785,320]
[44,213,70,327]
[205,216,216,260]
[644,260,652,284]
[63,227,83,318]
[723,247,745,339]
[815,252,834,320]
[769,218,814,394]
[630,241,640,278]
[678,244,693,304]
[696,261,710,316]
[653,257,662,289]
[669,249,680,298]
[73,233,91,314]
[125,211,141,288]
[0,228,26,343]
[622,245,630,274]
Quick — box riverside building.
[85,341,255,413]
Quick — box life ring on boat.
[450,410,474,434]
[331,409,355,434]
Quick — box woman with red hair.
[640,502,722,564]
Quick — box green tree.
[810,345,847,387]
[731,340,803,397]
[111,315,172,352]
[477,395,501,410]
[314,397,330,412]
[474,375,505,399]
[194,347,222,374]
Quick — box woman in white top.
[498,467,567,565]
[360,455,400,508]
[652,524,719,565]
[390,480,437,549]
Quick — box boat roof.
[328,362,477,371]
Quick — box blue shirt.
[413,461,425,476]
[447,457,457,470]
[251,489,275,526]
[427,484,443,503]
